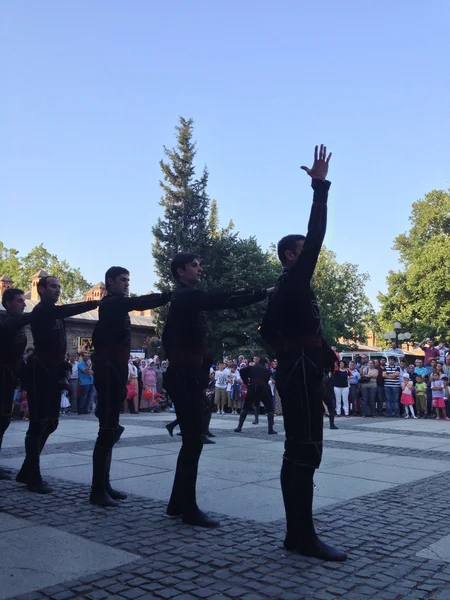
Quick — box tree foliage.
[0,242,91,303]
[312,247,374,345]
[378,189,450,341]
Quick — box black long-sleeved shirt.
[162,285,268,363]
[260,178,329,349]
[31,300,98,363]
[92,293,170,363]
[240,364,270,386]
[0,313,32,369]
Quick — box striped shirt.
[384,365,400,386]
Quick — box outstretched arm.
[176,288,269,312]
[0,313,33,332]
[101,292,171,312]
[289,145,332,283]
[35,300,99,320]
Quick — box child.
[214,362,228,415]
[430,372,450,420]
[414,374,427,418]
[442,376,450,417]
[228,365,242,415]
[401,373,417,419]
[60,390,71,416]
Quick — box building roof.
[32,270,49,278]
[0,275,13,282]
[0,299,155,328]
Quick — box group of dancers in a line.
[0,145,347,562]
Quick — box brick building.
[0,271,156,357]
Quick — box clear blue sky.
[2,1,449,307]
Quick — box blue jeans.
[385,386,400,416]
[79,384,94,413]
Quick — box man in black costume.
[234,358,277,434]
[162,252,271,527]
[260,145,347,561]
[89,266,170,507]
[0,288,32,479]
[16,277,99,493]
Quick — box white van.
[340,351,405,365]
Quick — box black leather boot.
[267,412,278,434]
[104,449,127,500]
[252,406,259,424]
[281,460,347,561]
[166,419,178,437]
[89,445,119,507]
[234,410,248,432]
[329,413,339,430]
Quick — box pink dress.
[401,384,414,405]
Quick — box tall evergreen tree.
[152,117,210,293]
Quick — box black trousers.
[276,349,324,470]
[164,366,205,514]
[243,383,273,412]
[93,360,128,449]
[0,366,16,450]
[18,357,61,483]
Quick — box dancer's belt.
[167,351,204,367]
[251,378,268,386]
[279,334,323,351]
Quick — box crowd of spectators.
[331,340,450,420]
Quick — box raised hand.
[301,144,332,181]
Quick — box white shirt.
[128,363,138,379]
[70,362,79,379]
[215,370,228,389]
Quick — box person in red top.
[420,339,440,366]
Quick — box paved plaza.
[1,413,450,600]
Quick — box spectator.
[360,359,378,417]
[214,362,228,415]
[334,360,351,417]
[437,341,449,364]
[443,376,450,417]
[142,359,157,410]
[443,355,450,378]
[68,354,79,413]
[415,374,427,418]
[383,356,400,417]
[400,373,416,419]
[431,372,449,420]
[414,358,428,379]
[389,341,403,355]
[348,360,360,415]
[127,360,139,414]
[375,358,386,416]
[419,338,440,366]
[77,352,95,415]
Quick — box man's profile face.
[178,259,202,285]
[6,293,26,315]
[253,356,260,364]
[39,277,61,303]
[109,274,130,296]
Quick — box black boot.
[206,431,215,438]
[104,449,127,500]
[17,425,53,493]
[127,399,137,414]
[252,406,259,424]
[329,413,339,430]
[115,425,125,443]
[281,460,347,561]
[267,412,278,434]
[89,445,119,507]
[202,435,215,444]
[234,410,248,432]
[166,419,178,437]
